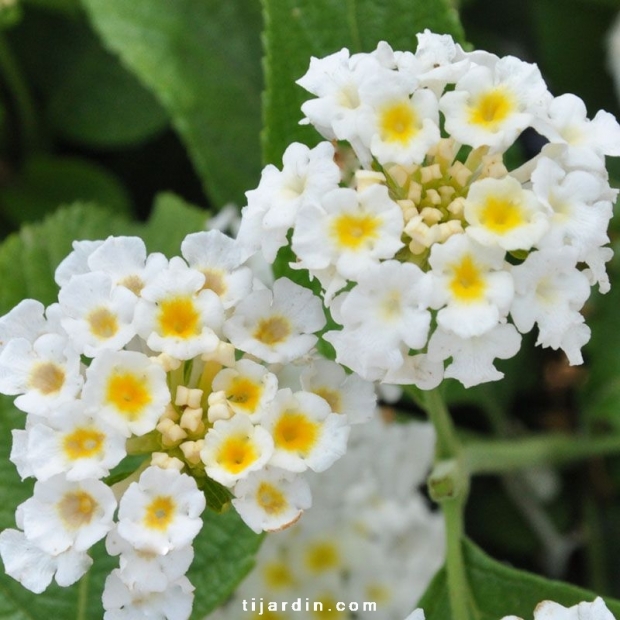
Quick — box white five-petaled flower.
[116,466,205,555]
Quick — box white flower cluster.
[239,30,620,389]
[406,596,617,619]
[211,413,445,620]
[0,232,376,616]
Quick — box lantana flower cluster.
[239,30,620,389]
[0,232,375,615]
[211,413,445,620]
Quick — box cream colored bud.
[179,440,205,466]
[180,407,204,434]
[355,170,386,191]
[407,182,422,203]
[386,164,410,187]
[420,207,442,225]
[447,197,466,217]
[202,341,236,366]
[420,164,442,184]
[449,161,472,188]
[424,189,441,206]
[175,385,190,407]
[151,452,185,471]
[186,388,203,409]
[152,353,182,372]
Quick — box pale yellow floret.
[254,316,292,345]
[385,165,410,188]
[420,207,443,225]
[480,154,508,179]
[448,161,472,188]
[159,403,179,423]
[437,220,464,243]
[207,390,233,423]
[180,407,204,434]
[179,440,204,465]
[186,388,203,409]
[424,189,441,206]
[151,452,185,471]
[448,197,466,217]
[407,182,422,203]
[439,185,456,202]
[201,341,236,366]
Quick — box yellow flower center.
[28,362,65,395]
[305,540,340,573]
[157,296,201,338]
[379,100,418,143]
[256,482,288,515]
[480,197,525,234]
[119,274,144,296]
[253,316,291,345]
[105,372,152,418]
[469,88,515,130]
[273,411,319,456]
[331,213,379,250]
[57,491,97,529]
[263,561,296,589]
[226,377,262,412]
[217,435,259,474]
[143,496,176,531]
[87,307,119,340]
[63,428,105,460]
[449,254,487,303]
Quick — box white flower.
[81,350,170,437]
[440,55,550,151]
[134,257,224,360]
[510,248,592,364]
[0,299,55,353]
[324,261,432,380]
[501,597,616,620]
[223,277,325,364]
[58,271,138,356]
[299,358,376,424]
[0,333,82,415]
[106,527,194,592]
[21,400,126,481]
[534,93,620,161]
[54,239,104,287]
[429,234,514,338]
[262,389,350,473]
[116,466,205,554]
[382,353,444,390]
[427,323,521,388]
[211,358,278,422]
[0,529,92,593]
[103,570,194,620]
[180,230,254,309]
[238,141,341,262]
[292,184,404,284]
[201,413,274,487]
[19,475,116,555]
[232,467,312,533]
[464,176,549,251]
[87,236,169,296]
[359,72,441,165]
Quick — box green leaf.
[420,538,620,619]
[141,192,208,257]
[190,510,263,618]
[80,0,264,206]
[0,155,132,227]
[261,0,466,167]
[47,28,169,148]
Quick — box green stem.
[77,570,89,620]
[421,387,461,461]
[444,496,478,620]
[0,32,37,154]
[465,433,620,475]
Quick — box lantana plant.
[1,1,620,620]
